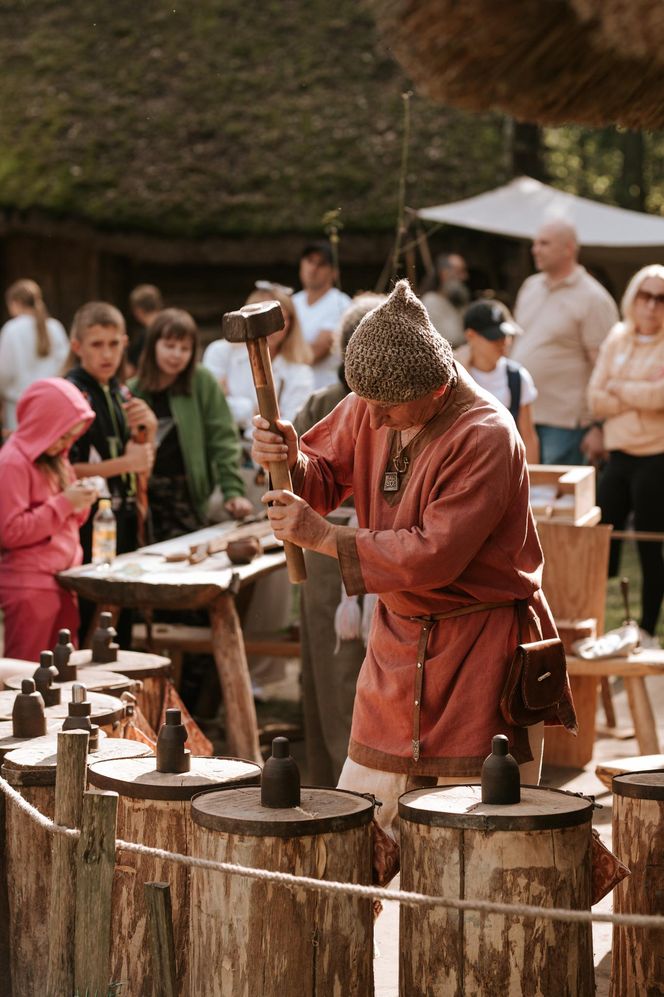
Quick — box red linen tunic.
[292,365,569,777]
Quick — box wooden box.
[528,464,599,526]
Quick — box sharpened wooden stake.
[74,790,119,995]
[46,729,89,997]
[145,883,178,997]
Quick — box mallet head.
[222,300,284,343]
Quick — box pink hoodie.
[0,378,95,591]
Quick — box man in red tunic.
[252,280,575,840]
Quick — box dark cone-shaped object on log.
[481,734,520,805]
[91,611,119,664]
[33,651,61,707]
[53,628,76,682]
[62,683,100,751]
[12,678,47,739]
[261,736,301,808]
[156,708,191,773]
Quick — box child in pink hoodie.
[0,378,97,660]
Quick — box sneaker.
[638,628,661,650]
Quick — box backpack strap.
[505,359,522,422]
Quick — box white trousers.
[337,723,545,841]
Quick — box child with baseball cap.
[459,300,540,462]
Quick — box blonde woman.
[0,279,69,431]
[588,264,664,648]
[203,283,314,432]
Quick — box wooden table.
[566,650,664,756]
[57,523,286,766]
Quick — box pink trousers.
[0,586,80,661]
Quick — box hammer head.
[222,300,284,342]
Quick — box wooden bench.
[566,649,664,757]
[132,622,301,689]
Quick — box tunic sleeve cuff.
[290,451,309,495]
[336,526,366,596]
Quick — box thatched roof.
[373,0,664,130]
[571,0,664,62]
[0,1,509,240]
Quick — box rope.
[3,774,664,931]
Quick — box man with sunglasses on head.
[512,220,619,465]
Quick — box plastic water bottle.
[91,498,116,565]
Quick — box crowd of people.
[0,227,662,790]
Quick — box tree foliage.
[544,125,663,214]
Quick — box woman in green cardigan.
[129,308,253,541]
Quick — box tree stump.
[87,754,261,997]
[1,735,153,997]
[399,785,595,997]
[0,719,62,763]
[611,771,664,995]
[4,666,132,696]
[1,689,126,734]
[189,786,374,997]
[595,754,664,791]
[45,690,126,734]
[72,648,172,731]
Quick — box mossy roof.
[0,1,508,239]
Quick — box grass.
[604,541,663,641]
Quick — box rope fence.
[2,773,664,931]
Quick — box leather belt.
[405,600,518,762]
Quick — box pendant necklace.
[383,420,435,493]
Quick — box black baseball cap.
[464,301,521,341]
[300,240,335,266]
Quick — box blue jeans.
[536,425,587,465]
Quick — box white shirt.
[0,314,70,430]
[292,287,351,388]
[468,356,538,412]
[202,340,314,432]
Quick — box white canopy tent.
[416,177,664,300]
[417,176,664,248]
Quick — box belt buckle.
[412,739,420,762]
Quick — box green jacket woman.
[129,309,252,541]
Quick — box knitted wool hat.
[344,279,454,403]
[339,293,386,355]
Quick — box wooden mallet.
[222,300,307,583]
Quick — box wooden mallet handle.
[223,301,307,583]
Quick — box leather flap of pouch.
[518,638,567,710]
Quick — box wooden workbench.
[57,523,286,766]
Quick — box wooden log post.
[399,785,595,997]
[74,790,119,996]
[46,729,89,997]
[2,733,151,996]
[87,754,261,997]
[145,883,178,997]
[611,772,664,995]
[189,786,375,997]
[208,592,262,764]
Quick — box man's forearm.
[312,520,339,558]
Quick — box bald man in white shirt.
[511,220,619,465]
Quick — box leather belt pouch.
[500,636,567,727]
